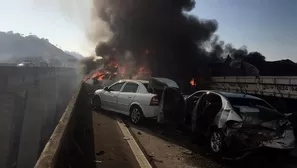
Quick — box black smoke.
[93,0,218,81]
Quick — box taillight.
[150,96,159,106]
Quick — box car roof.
[216,91,261,100]
[151,77,179,88]
[118,79,149,84]
[196,90,261,100]
[118,78,179,87]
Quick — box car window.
[189,92,205,100]
[109,82,125,91]
[122,82,139,93]
[198,93,221,112]
[206,93,222,104]
[142,83,149,90]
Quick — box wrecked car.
[92,77,180,124]
[177,90,295,156]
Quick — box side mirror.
[103,87,109,91]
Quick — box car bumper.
[141,105,160,118]
[226,129,295,152]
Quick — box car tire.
[130,105,144,124]
[92,95,101,111]
[209,128,226,156]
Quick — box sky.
[0,0,296,61]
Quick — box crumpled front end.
[260,128,295,149]
[224,125,295,152]
[216,103,295,152]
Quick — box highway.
[91,109,297,168]
[92,111,142,168]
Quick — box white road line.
[116,119,152,168]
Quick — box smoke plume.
[91,0,218,81]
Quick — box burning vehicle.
[164,90,295,156]
[83,56,153,95]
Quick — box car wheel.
[130,106,144,124]
[92,96,101,111]
[209,129,225,155]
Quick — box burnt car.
[179,90,295,156]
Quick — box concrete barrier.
[0,67,82,168]
[35,83,95,168]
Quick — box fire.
[85,56,153,82]
[132,66,151,79]
[190,78,196,86]
[92,71,105,80]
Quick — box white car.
[91,78,179,124]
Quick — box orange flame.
[190,78,196,86]
[86,55,153,82]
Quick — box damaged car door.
[116,82,138,114]
[192,92,223,135]
[159,87,185,125]
[148,77,185,124]
[101,82,125,111]
[184,91,205,126]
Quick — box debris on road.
[96,150,105,156]
[130,126,224,168]
[182,149,193,155]
[123,137,130,140]
[94,160,102,163]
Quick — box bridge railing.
[0,67,82,168]
[211,76,297,99]
[34,82,95,168]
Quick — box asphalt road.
[91,108,297,168]
[125,117,297,168]
[92,110,141,168]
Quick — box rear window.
[142,83,149,90]
[228,97,274,110]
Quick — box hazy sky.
[0,0,296,61]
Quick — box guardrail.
[34,83,95,168]
[211,76,297,99]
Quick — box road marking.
[116,119,152,168]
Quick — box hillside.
[65,51,84,60]
[0,31,77,66]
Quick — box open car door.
[148,78,185,124]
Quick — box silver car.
[182,90,295,156]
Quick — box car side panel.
[130,93,160,118]
[117,92,136,115]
